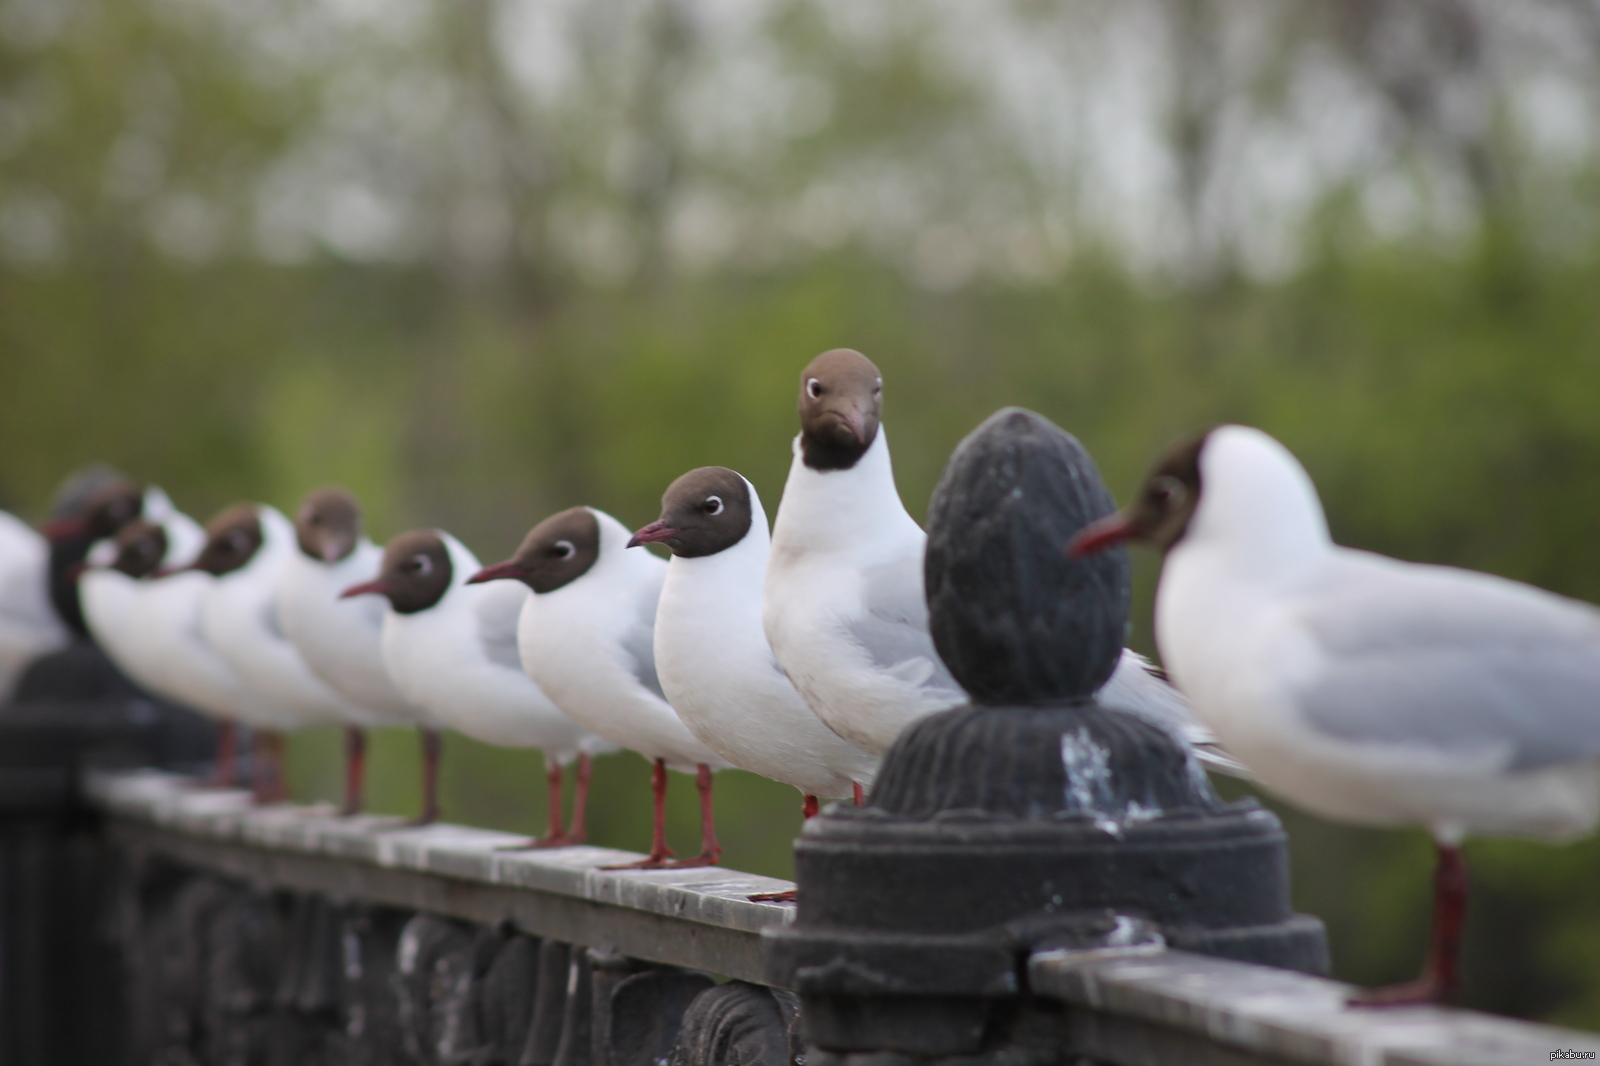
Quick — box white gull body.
[80,507,207,703]
[280,536,428,727]
[518,509,726,772]
[765,428,1223,758]
[202,506,368,729]
[655,476,879,799]
[381,533,603,761]
[0,510,69,699]
[1155,426,1600,842]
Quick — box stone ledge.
[1031,945,1600,1066]
[88,768,795,984]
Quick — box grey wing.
[475,584,528,673]
[620,603,666,701]
[849,556,963,699]
[1295,555,1600,771]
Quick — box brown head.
[191,504,265,576]
[295,487,363,563]
[798,349,884,471]
[45,479,144,542]
[468,507,600,594]
[1069,431,1209,557]
[628,467,753,558]
[341,530,453,614]
[111,519,169,579]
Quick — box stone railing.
[84,769,1600,1066]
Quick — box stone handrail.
[88,769,1600,1066]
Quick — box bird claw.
[1347,977,1450,1008]
[748,889,796,903]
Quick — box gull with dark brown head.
[763,348,1233,765]
[1071,424,1600,1005]
[192,503,370,803]
[471,507,731,869]
[279,487,438,816]
[343,529,612,839]
[633,467,878,822]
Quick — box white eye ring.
[411,554,433,575]
[703,496,724,516]
[553,539,576,559]
[806,378,823,399]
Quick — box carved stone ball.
[924,407,1129,705]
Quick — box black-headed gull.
[280,487,438,816]
[191,503,369,804]
[1071,424,1600,1005]
[471,507,730,869]
[631,467,878,816]
[0,509,69,700]
[763,348,1237,766]
[343,530,613,840]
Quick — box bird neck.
[772,427,921,557]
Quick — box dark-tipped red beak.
[627,521,678,549]
[467,561,528,585]
[43,515,88,541]
[1068,513,1137,558]
[340,578,392,599]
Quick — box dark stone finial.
[924,407,1128,705]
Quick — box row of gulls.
[1072,425,1600,1005]
[6,350,1583,1003]
[1,347,1231,873]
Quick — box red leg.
[602,758,674,869]
[497,759,584,850]
[413,727,441,825]
[802,794,820,819]
[340,727,367,816]
[569,752,592,843]
[253,731,288,805]
[208,723,239,788]
[853,781,864,806]
[669,764,721,868]
[1350,843,1468,1006]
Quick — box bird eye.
[404,554,432,576]
[1151,475,1187,508]
[703,496,724,516]
[310,513,322,526]
[552,540,575,560]
[806,378,823,399]
[874,379,882,394]
[227,531,248,551]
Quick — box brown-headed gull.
[1071,424,1600,1005]
[343,530,613,840]
[763,348,1240,771]
[280,488,439,816]
[470,508,731,869]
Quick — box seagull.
[89,508,293,790]
[1069,424,1600,1006]
[0,509,70,701]
[279,487,439,817]
[631,466,879,817]
[763,348,1239,766]
[470,507,730,869]
[190,503,374,804]
[342,529,612,841]
[80,513,206,709]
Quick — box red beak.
[842,407,868,445]
[466,561,528,585]
[43,515,88,541]
[627,521,678,549]
[340,578,392,599]
[1067,513,1137,558]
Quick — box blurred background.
[2,0,1599,1028]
